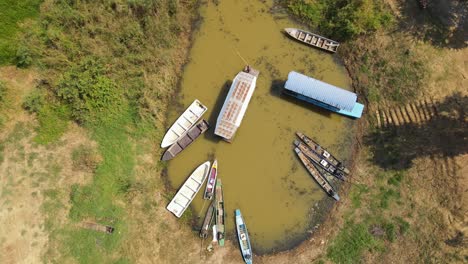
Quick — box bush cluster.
[286,0,393,40]
[56,58,124,124]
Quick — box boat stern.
[293,139,301,147]
[294,147,301,155]
[332,193,340,201]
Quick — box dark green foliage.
[23,89,46,113]
[0,0,41,65]
[286,0,393,40]
[327,222,379,264]
[57,58,124,124]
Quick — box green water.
[166,0,355,253]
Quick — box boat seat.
[186,179,200,192]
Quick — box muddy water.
[166,0,355,253]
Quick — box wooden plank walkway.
[374,99,439,128]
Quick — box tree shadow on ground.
[365,92,468,170]
[397,0,467,49]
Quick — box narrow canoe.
[215,179,225,246]
[284,28,339,53]
[293,139,345,180]
[200,201,215,239]
[161,100,208,148]
[235,209,253,264]
[166,161,211,217]
[203,160,218,200]
[161,120,209,161]
[296,132,350,174]
[294,148,340,201]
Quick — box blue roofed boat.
[283,71,364,118]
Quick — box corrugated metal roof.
[284,71,357,112]
[215,70,257,140]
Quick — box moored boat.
[284,71,364,118]
[215,66,259,142]
[284,28,339,53]
[215,179,225,246]
[296,132,350,174]
[161,120,209,161]
[161,100,208,148]
[166,161,211,217]
[203,160,218,200]
[235,209,253,264]
[293,139,345,180]
[200,201,215,239]
[294,148,340,201]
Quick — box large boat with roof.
[215,66,259,142]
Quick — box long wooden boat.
[294,148,340,201]
[161,100,208,148]
[284,28,339,53]
[235,209,253,264]
[296,132,350,174]
[215,66,259,142]
[203,160,218,200]
[293,140,345,181]
[166,161,210,218]
[215,179,225,246]
[200,201,215,238]
[161,120,209,161]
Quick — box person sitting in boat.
[244,65,251,73]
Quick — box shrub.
[56,57,124,123]
[15,43,33,68]
[23,89,46,113]
[286,0,393,40]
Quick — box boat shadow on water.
[204,80,232,143]
[269,79,333,119]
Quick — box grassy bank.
[286,0,466,263]
[0,0,41,65]
[11,0,197,262]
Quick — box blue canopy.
[284,71,357,112]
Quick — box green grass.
[34,104,70,144]
[0,0,41,65]
[65,111,135,263]
[327,222,380,264]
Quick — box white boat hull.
[166,161,210,218]
[161,100,208,148]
